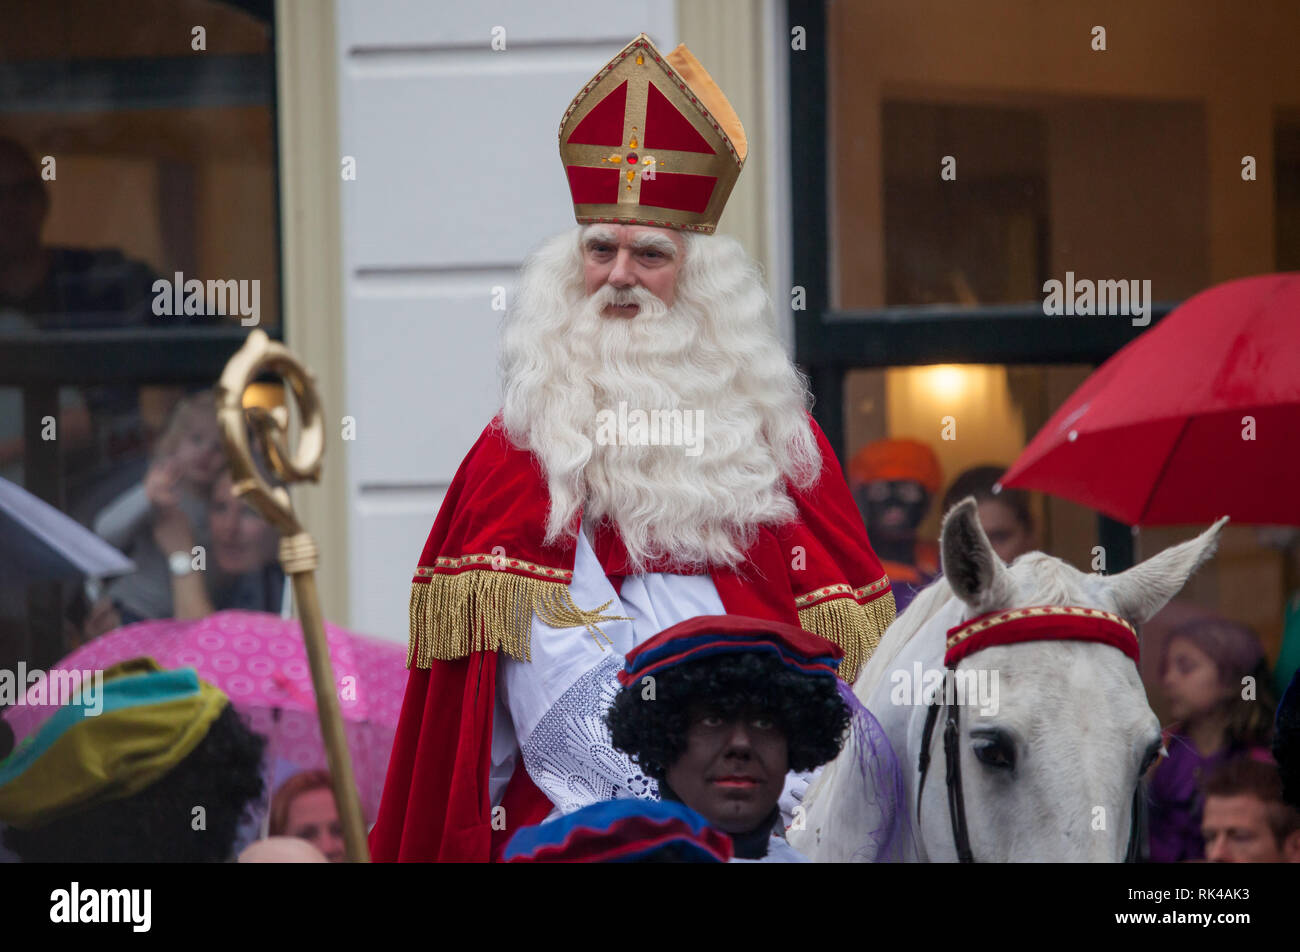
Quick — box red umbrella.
[1001,273,1300,525]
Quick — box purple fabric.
[1147,735,1232,863]
[834,678,915,861]
[891,573,937,616]
[892,582,919,615]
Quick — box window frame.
[0,10,282,510]
[785,0,1169,572]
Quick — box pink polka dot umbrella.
[5,610,407,825]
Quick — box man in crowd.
[1200,755,1300,862]
[848,438,942,612]
[0,136,167,487]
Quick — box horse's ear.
[1105,516,1229,623]
[941,497,1015,614]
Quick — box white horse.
[792,498,1228,862]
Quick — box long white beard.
[500,228,821,572]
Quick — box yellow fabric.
[0,658,229,830]
[408,571,629,667]
[665,43,748,161]
[798,588,897,682]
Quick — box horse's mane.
[855,577,955,700]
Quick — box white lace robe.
[490,518,816,826]
[490,518,726,819]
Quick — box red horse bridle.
[916,605,1143,863]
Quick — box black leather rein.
[915,688,1143,863]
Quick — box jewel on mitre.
[558,33,747,234]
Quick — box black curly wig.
[606,651,851,780]
[4,703,267,863]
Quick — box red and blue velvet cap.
[502,797,733,863]
[617,614,844,688]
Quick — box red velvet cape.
[369,414,894,862]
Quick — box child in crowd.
[1148,616,1277,861]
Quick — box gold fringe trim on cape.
[797,588,897,682]
[407,569,630,668]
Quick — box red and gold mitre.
[558,33,747,234]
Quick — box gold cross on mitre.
[558,33,748,234]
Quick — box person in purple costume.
[1147,616,1276,862]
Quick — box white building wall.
[335,2,677,642]
[762,0,793,352]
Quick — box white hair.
[499,226,821,571]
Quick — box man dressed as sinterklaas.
[370,33,896,862]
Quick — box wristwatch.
[168,551,194,578]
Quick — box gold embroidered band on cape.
[796,583,896,682]
[407,566,631,667]
[408,555,894,677]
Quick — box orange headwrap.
[848,438,942,495]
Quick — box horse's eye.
[971,733,1015,770]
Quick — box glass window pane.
[0,1,280,668]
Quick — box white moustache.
[594,284,665,310]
